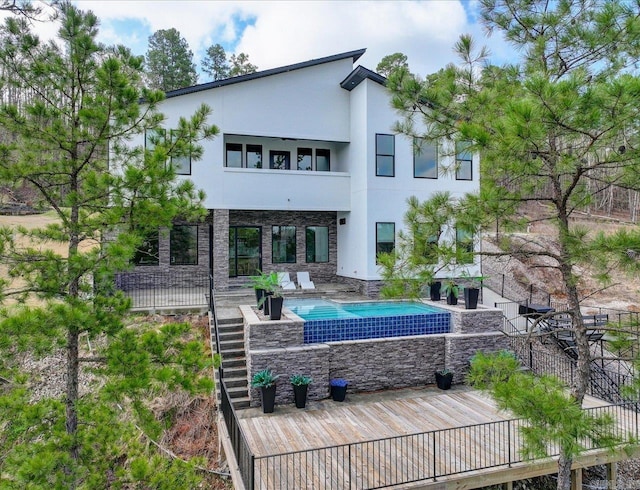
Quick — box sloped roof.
[340,66,387,91]
[165,48,367,98]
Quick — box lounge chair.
[277,272,296,290]
[297,271,315,290]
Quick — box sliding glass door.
[229,226,262,277]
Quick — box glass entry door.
[229,226,262,277]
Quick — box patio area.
[232,385,637,489]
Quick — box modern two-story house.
[129,48,480,296]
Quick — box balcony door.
[229,226,262,277]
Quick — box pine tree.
[228,52,258,77]
[202,43,229,81]
[0,3,219,486]
[145,27,198,91]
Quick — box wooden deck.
[236,386,636,489]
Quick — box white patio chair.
[277,272,296,290]
[297,271,315,290]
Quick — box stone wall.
[243,302,511,408]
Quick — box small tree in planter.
[435,368,453,390]
[251,368,280,413]
[443,280,459,305]
[290,374,313,409]
[255,272,279,316]
[330,378,349,402]
[249,270,273,310]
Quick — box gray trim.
[340,65,387,91]
[166,49,367,99]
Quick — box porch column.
[212,209,229,291]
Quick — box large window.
[246,144,262,169]
[144,128,166,152]
[414,139,437,179]
[170,225,198,265]
[170,129,191,175]
[376,222,395,263]
[133,231,159,266]
[414,224,440,263]
[455,141,473,180]
[306,226,329,263]
[316,149,330,172]
[226,143,243,168]
[456,227,474,264]
[297,148,312,171]
[376,134,395,177]
[272,226,296,263]
[270,150,291,170]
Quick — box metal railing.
[220,380,255,487]
[252,403,639,489]
[114,270,209,309]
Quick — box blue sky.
[8,1,514,83]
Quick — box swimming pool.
[286,298,450,343]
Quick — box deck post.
[570,468,582,490]
[605,462,617,489]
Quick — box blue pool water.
[286,298,450,343]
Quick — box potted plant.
[290,374,313,408]
[249,270,272,310]
[330,378,348,402]
[251,368,280,413]
[269,286,284,320]
[255,271,279,316]
[443,280,459,305]
[435,368,453,390]
[463,275,485,310]
[429,280,442,301]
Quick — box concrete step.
[226,385,250,399]
[222,357,247,368]
[221,348,245,360]
[217,324,244,335]
[232,397,250,409]
[223,366,247,379]
[220,339,245,351]
[218,317,244,326]
[219,330,244,342]
[224,377,248,389]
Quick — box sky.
[7,1,515,82]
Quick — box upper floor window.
[316,149,330,172]
[226,143,243,168]
[133,231,159,266]
[270,150,290,170]
[455,141,473,180]
[297,148,312,171]
[414,139,437,179]
[306,226,329,263]
[376,134,395,177]
[456,227,474,264]
[144,128,166,152]
[170,225,199,265]
[376,222,395,263]
[272,225,296,263]
[246,144,262,169]
[170,129,191,175]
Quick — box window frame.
[170,225,199,266]
[226,143,243,168]
[455,141,473,181]
[170,129,191,175]
[375,222,395,263]
[305,226,329,263]
[269,150,291,170]
[297,147,313,171]
[133,230,160,266]
[413,138,438,179]
[375,134,395,177]
[272,225,297,264]
[144,128,166,152]
[246,144,263,169]
[316,148,330,172]
[455,226,474,264]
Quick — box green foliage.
[145,27,198,91]
[228,52,258,77]
[251,368,280,388]
[202,43,229,81]
[290,374,313,386]
[469,351,621,460]
[376,52,408,77]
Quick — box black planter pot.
[255,288,265,309]
[269,296,284,320]
[263,291,274,315]
[464,287,480,309]
[292,384,309,408]
[446,292,458,305]
[429,281,442,301]
[330,385,348,402]
[435,371,453,390]
[260,385,277,413]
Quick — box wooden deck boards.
[238,386,635,489]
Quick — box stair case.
[215,315,250,409]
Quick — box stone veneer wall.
[242,302,511,408]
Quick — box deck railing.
[252,402,639,489]
[114,270,209,309]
